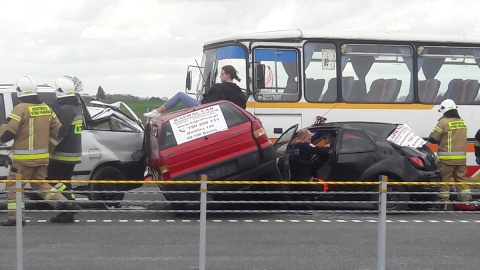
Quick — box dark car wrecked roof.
[310,121,399,138]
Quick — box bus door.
[251,42,302,137]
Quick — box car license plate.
[204,162,238,179]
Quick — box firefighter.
[46,77,83,202]
[0,75,81,226]
[428,99,475,211]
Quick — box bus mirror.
[255,64,266,91]
[185,71,192,91]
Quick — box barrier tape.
[1,179,480,186]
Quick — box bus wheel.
[88,166,125,208]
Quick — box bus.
[185,29,480,177]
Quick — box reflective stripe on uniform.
[447,131,452,152]
[433,126,442,133]
[44,187,61,200]
[437,151,467,160]
[438,192,450,199]
[7,202,25,210]
[475,140,480,147]
[50,137,59,146]
[50,154,82,162]
[13,148,49,160]
[54,183,67,191]
[458,188,471,193]
[8,113,21,122]
[29,117,34,150]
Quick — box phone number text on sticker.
[170,105,228,145]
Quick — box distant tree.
[149,97,162,103]
[96,86,106,100]
[64,75,83,92]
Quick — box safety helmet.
[54,77,76,98]
[438,99,457,114]
[15,75,37,97]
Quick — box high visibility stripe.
[438,155,467,160]
[433,126,442,133]
[7,202,25,210]
[54,183,67,191]
[44,187,60,200]
[438,193,450,199]
[13,153,49,160]
[447,131,452,152]
[71,119,83,125]
[437,151,467,156]
[50,137,59,146]
[13,148,49,154]
[29,117,34,150]
[8,113,21,122]
[475,140,480,147]
[50,154,82,162]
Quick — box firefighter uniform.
[0,102,70,222]
[429,116,470,202]
[47,99,83,200]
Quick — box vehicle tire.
[372,182,409,212]
[88,166,125,207]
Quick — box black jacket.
[50,98,83,164]
[201,82,247,109]
[289,142,330,181]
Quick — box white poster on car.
[387,124,427,148]
[170,104,228,145]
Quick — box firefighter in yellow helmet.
[0,76,81,226]
[428,99,476,211]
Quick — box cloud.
[0,0,479,98]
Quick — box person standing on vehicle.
[46,77,83,204]
[143,65,247,118]
[428,99,475,211]
[0,75,81,226]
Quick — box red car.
[145,100,281,201]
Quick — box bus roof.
[204,29,480,46]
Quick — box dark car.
[145,100,282,201]
[275,122,441,210]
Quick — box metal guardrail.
[2,176,480,270]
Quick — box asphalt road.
[1,186,480,270]
[1,211,480,270]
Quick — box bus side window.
[418,79,441,103]
[281,79,299,101]
[364,78,402,103]
[305,78,325,102]
[322,77,354,102]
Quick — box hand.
[476,156,480,165]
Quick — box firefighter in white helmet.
[0,76,81,226]
[428,99,476,210]
[46,77,83,214]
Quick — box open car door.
[273,124,299,181]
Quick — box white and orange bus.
[186,29,480,177]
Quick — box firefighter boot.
[1,220,26,226]
[50,202,82,224]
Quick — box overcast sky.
[1,0,479,98]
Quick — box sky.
[0,0,479,98]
